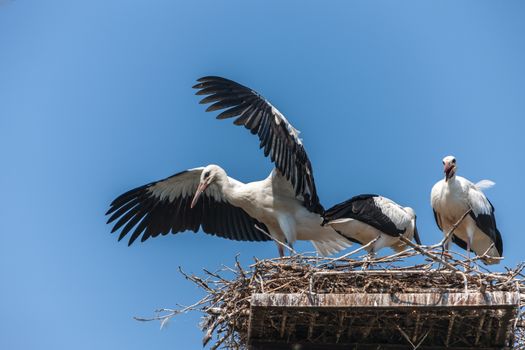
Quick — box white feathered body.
[431,176,501,263]
[326,196,418,254]
[222,170,351,256]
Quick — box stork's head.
[190,165,226,208]
[442,155,457,181]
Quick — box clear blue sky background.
[1,1,524,349]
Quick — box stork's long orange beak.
[444,163,455,181]
[190,182,208,209]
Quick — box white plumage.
[431,155,503,264]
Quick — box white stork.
[431,155,503,264]
[322,194,421,255]
[106,76,352,256]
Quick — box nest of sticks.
[136,240,525,349]
[135,211,524,349]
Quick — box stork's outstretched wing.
[194,76,323,214]
[106,168,271,245]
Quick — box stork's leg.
[466,226,474,268]
[370,242,378,258]
[438,237,453,270]
[370,235,386,259]
[362,250,376,270]
[277,243,284,258]
[365,252,375,264]
[276,214,296,256]
[440,237,453,260]
[440,240,447,258]
[464,239,472,270]
[362,238,379,269]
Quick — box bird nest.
[137,245,525,349]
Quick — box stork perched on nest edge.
[431,155,503,264]
[323,194,421,256]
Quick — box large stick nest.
[138,244,525,349]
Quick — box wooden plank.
[251,291,519,311]
[249,341,512,350]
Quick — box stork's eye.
[452,159,456,164]
[442,161,445,165]
[203,171,210,178]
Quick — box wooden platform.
[247,278,520,349]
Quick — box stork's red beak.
[444,163,455,181]
[190,182,208,208]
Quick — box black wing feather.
[432,210,443,231]
[107,170,271,245]
[323,194,405,237]
[194,76,323,215]
[413,222,422,245]
[469,200,503,256]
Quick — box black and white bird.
[322,194,421,255]
[106,76,352,256]
[431,155,503,264]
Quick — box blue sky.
[1,1,524,349]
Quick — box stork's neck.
[215,171,231,190]
[215,172,243,202]
[444,175,462,193]
[445,174,457,185]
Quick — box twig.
[428,208,472,249]
[254,224,297,255]
[399,236,460,272]
[318,237,379,267]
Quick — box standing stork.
[431,155,503,264]
[106,76,352,256]
[322,194,421,255]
